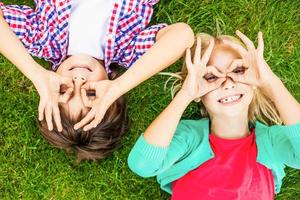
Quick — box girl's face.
[56,54,108,121]
[201,44,254,118]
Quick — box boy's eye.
[60,85,69,94]
[232,66,246,74]
[203,73,218,82]
[86,90,96,97]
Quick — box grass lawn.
[1,0,300,199]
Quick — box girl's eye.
[203,73,218,82]
[232,66,246,74]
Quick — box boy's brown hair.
[38,65,129,162]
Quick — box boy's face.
[56,54,108,121]
[201,44,254,118]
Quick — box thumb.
[58,88,74,103]
[82,81,98,90]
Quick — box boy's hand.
[34,68,73,132]
[181,36,225,102]
[223,31,277,89]
[74,80,119,131]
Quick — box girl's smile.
[202,43,254,118]
[218,93,244,105]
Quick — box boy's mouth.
[218,94,244,105]
[69,66,92,72]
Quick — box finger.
[74,110,95,130]
[227,72,239,82]
[214,77,226,87]
[222,40,248,56]
[81,89,93,108]
[227,72,248,84]
[202,39,215,65]
[236,30,255,50]
[83,116,102,131]
[257,31,264,55]
[82,81,98,90]
[38,100,46,121]
[45,104,53,131]
[185,48,193,71]
[52,104,62,132]
[193,36,202,64]
[58,88,73,103]
[227,59,244,73]
[209,77,226,91]
[206,66,225,78]
[60,76,74,88]
[83,104,107,131]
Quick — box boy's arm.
[75,23,195,130]
[115,23,194,94]
[0,10,43,83]
[0,12,73,131]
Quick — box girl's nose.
[223,77,236,90]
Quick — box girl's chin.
[215,107,248,118]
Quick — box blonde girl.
[128,31,300,199]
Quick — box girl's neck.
[210,114,250,139]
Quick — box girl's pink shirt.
[172,128,275,200]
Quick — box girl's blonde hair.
[161,33,282,125]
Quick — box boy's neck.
[210,114,250,139]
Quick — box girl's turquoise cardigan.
[128,118,300,194]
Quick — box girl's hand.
[181,36,225,102]
[223,31,277,88]
[74,80,119,131]
[34,68,74,132]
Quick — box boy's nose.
[72,75,87,87]
[73,76,86,82]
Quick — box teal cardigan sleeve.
[268,122,300,169]
[128,120,199,178]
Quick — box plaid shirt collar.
[0,0,162,73]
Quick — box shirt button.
[107,33,114,40]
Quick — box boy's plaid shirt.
[0,0,166,73]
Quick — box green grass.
[0,0,300,199]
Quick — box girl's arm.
[224,31,300,125]
[262,76,300,125]
[144,38,225,146]
[128,37,225,176]
[0,11,73,131]
[144,90,192,146]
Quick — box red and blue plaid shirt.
[0,0,166,73]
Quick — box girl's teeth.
[220,95,241,103]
